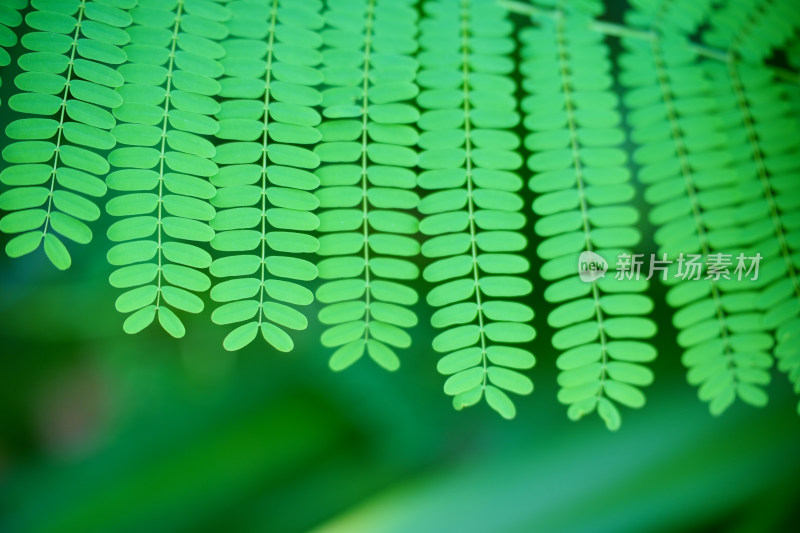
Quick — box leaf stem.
[155,0,184,309]
[553,7,608,400]
[460,0,489,389]
[258,0,279,328]
[500,0,800,85]
[650,39,735,371]
[360,0,375,342]
[727,61,800,302]
[42,0,86,241]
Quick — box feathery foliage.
[105,0,230,338]
[208,0,322,352]
[0,0,135,269]
[522,4,655,430]
[707,61,800,414]
[0,0,26,106]
[0,0,799,425]
[620,33,775,415]
[418,0,534,419]
[712,7,800,416]
[314,0,421,372]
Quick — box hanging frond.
[206,0,323,352]
[704,60,800,413]
[313,0,421,372]
[522,8,655,430]
[0,0,135,269]
[417,0,533,419]
[620,34,775,415]
[0,0,26,106]
[105,0,231,337]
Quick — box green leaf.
[433,325,480,353]
[487,366,534,395]
[367,339,400,371]
[123,305,156,334]
[329,339,365,371]
[115,285,157,314]
[43,232,70,270]
[159,286,202,314]
[5,230,43,259]
[261,322,294,352]
[0,209,47,234]
[223,321,259,351]
[597,397,622,431]
[158,306,186,339]
[604,380,646,409]
[437,347,483,375]
[485,385,516,420]
[444,367,485,396]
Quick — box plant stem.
[499,0,800,84]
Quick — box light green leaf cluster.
[418,0,534,420]
[0,0,26,105]
[105,0,231,338]
[522,10,655,431]
[208,0,323,352]
[314,0,421,373]
[0,0,136,269]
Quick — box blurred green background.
[2,1,800,532]
[1,238,800,533]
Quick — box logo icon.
[578,251,607,282]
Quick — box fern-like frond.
[105,0,231,337]
[703,0,800,63]
[0,0,26,106]
[418,0,533,419]
[704,61,800,413]
[207,0,323,352]
[620,35,774,415]
[0,0,135,269]
[522,9,655,431]
[314,0,421,372]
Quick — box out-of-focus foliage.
[1,255,799,532]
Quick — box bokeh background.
[2,1,800,532]
[2,239,800,533]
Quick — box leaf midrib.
[257,0,280,329]
[41,0,87,242]
[650,39,736,369]
[155,0,184,310]
[360,0,376,342]
[554,9,609,400]
[459,0,489,391]
[727,61,800,303]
